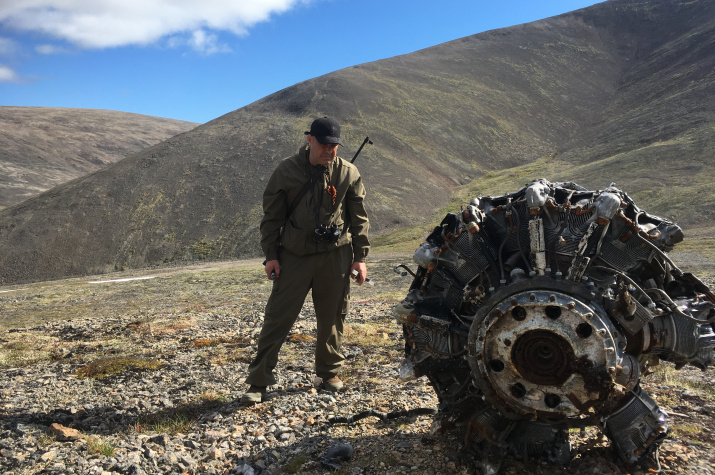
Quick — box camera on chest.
[313,223,341,243]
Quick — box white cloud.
[35,44,73,55]
[188,29,232,55]
[165,29,233,54]
[0,63,21,83]
[0,0,305,52]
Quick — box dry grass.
[135,411,197,435]
[2,246,713,414]
[2,243,714,473]
[86,436,117,457]
[0,262,267,330]
[344,323,396,349]
[75,357,166,379]
[200,389,231,404]
[0,261,267,370]
[649,362,715,401]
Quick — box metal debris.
[394,179,714,467]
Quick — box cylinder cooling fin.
[394,179,714,468]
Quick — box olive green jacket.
[260,145,370,263]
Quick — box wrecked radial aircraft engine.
[394,179,715,465]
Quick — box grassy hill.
[0,0,712,285]
[0,107,198,209]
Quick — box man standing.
[241,117,370,404]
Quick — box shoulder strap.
[285,165,326,220]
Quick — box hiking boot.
[240,385,266,404]
[320,376,344,392]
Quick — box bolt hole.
[510,383,526,398]
[512,306,527,321]
[545,306,561,320]
[489,359,505,372]
[536,345,553,360]
[576,323,593,338]
[544,394,561,408]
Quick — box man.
[241,117,370,404]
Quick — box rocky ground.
[1,254,715,474]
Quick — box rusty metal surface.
[472,290,620,418]
[394,179,715,469]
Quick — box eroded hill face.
[0,0,713,285]
[0,107,198,209]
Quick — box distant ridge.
[0,0,712,285]
[0,107,198,209]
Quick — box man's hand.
[350,261,367,285]
[265,259,281,280]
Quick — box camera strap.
[285,165,326,221]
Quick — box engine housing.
[394,179,714,467]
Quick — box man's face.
[307,135,339,166]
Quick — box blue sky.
[0,0,602,124]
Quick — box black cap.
[305,117,343,146]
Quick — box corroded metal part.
[470,289,622,418]
[394,179,714,468]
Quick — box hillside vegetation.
[0,0,713,285]
[0,107,198,209]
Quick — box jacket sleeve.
[260,167,287,261]
[346,171,370,262]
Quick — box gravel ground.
[1,255,715,474]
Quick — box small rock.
[40,450,57,462]
[184,440,201,449]
[205,430,222,442]
[160,451,179,465]
[206,446,223,460]
[321,443,354,470]
[127,450,142,464]
[149,434,170,447]
[180,454,196,466]
[47,423,82,441]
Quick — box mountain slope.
[456,0,715,227]
[0,0,712,285]
[0,107,198,209]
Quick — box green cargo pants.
[245,244,353,387]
